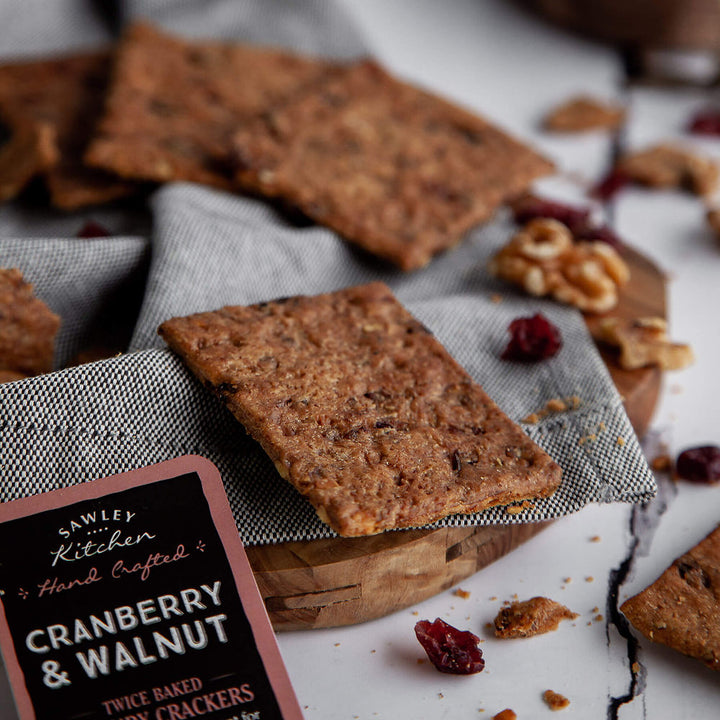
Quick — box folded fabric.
[0,184,656,544]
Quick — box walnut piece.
[494,596,578,638]
[707,207,720,238]
[544,95,625,133]
[593,316,694,371]
[618,144,718,197]
[489,218,630,313]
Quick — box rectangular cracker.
[232,60,554,271]
[621,524,720,671]
[85,22,335,190]
[159,282,562,537]
[0,51,135,209]
[0,268,60,377]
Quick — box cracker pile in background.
[0,21,551,269]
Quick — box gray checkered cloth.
[0,1,655,545]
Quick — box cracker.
[85,22,334,190]
[621,524,720,671]
[0,51,134,209]
[0,110,57,203]
[0,268,61,377]
[232,61,553,271]
[159,282,562,537]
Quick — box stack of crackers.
[0,22,552,270]
[1,23,563,536]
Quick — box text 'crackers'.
[232,60,553,271]
[159,282,561,537]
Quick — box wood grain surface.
[248,245,666,631]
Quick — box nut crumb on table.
[491,709,517,720]
[489,217,629,313]
[494,596,578,638]
[543,95,625,133]
[543,689,570,710]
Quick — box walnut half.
[488,218,630,313]
[618,144,718,197]
[593,317,694,370]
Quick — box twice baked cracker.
[0,110,57,203]
[232,61,553,271]
[159,282,562,537]
[85,22,334,190]
[621,524,720,671]
[0,51,134,209]
[0,268,60,377]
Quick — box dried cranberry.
[571,220,623,249]
[76,220,110,238]
[501,313,562,362]
[414,618,485,675]
[591,169,631,201]
[688,109,720,136]
[511,195,622,248]
[675,446,720,484]
[512,195,590,229]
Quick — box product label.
[0,456,302,720]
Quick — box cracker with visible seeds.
[0,51,134,209]
[85,22,335,190]
[0,268,60,377]
[621,524,720,671]
[159,282,562,537]
[232,61,553,271]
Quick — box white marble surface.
[3,1,720,718]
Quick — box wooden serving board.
[247,245,666,631]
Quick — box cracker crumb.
[590,535,601,542]
[438,693,444,699]
[454,587,471,599]
[492,710,517,720]
[411,610,419,616]
[505,499,535,515]
[563,577,572,584]
[651,454,672,472]
[334,642,341,647]
[417,658,425,664]
[595,614,604,622]
[631,661,641,673]
[617,436,626,446]
[543,689,570,710]
[521,395,581,424]
[586,576,594,583]
[489,596,498,601]
[490,293,503,304]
